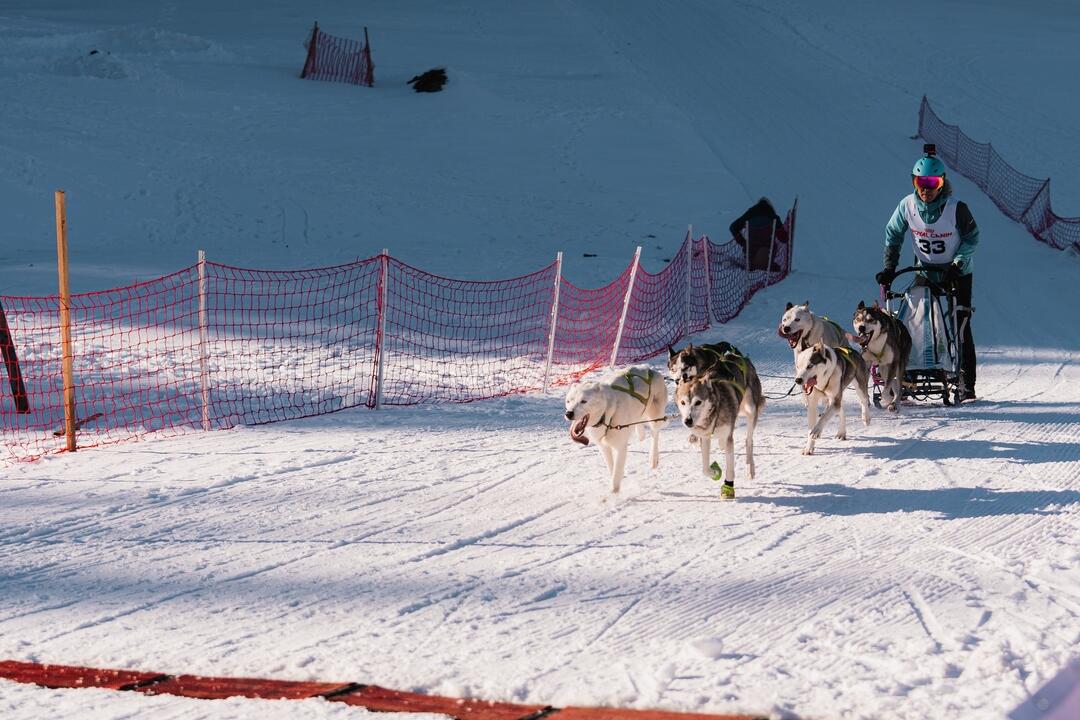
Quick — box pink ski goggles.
[913,175,945,190]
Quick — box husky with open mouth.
[564,365,667,493]
[852,300,912,412]
[794,342,870,455]
[778,301,848,404]
[778,301,848,356]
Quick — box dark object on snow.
[408,67,447,93]
[729,196,789,271]
[583,253,597,258]
[0,301,29,414]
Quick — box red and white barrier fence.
[300,23,374,88]
[0,203,795,460]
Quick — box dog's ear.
[668,345,676,360]
[872,300,880,309]
[857,300,865,309]
[687,342,694,351]
[804,299,810,308]
[785,302,793,311]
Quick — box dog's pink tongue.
[803,377,817,394]
[570,414,590,446]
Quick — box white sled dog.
[564,365,667,493]
[852,300,913,412]
[794,342,871,455]
[675,353,764,484]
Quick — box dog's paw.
[687,435,699,445]
[886,403,897,412]
[802,446,814,456]
[835,431,847,440]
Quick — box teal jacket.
[884,179,979,279]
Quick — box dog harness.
[834,345,861,370]
[863,343,886,364]
[611,369,655,406]
[708,347,751,396]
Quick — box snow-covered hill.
[1,2,1078,718]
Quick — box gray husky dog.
[667,341,740,386]
[794,342,870,455]
[675,351,765,486]
[852,300,912,413]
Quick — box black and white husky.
[794,342,870,455]
[675,352,764,484]
[667,341,740,386]
[852,300,912,412]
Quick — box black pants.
[951,273,976,391]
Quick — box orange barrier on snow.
[0,660,765,719]
[133,673,353,700]
[329,683,549,719]
[0,660,165,690]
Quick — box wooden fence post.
[374,248,389,409]
[54,190,76,451]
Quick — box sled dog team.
[564,300,913,495]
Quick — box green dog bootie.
[709,461,723,482]
[720,480,735,500]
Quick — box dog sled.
[880,265,971,407]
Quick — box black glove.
[875,267,897,286]
[943,263,963,281]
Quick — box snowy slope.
[2,2,1079,719]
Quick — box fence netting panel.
[549,264,633,379]
[918,96,1079,253]
[0,260,381,460]
[380,259,558,404]
[1,268,203,459]
[615,235,709,365]
[300,25,374,87]
[206,260,381,426]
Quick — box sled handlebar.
[881,265,955,299]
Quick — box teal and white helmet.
[912,144,947,177]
